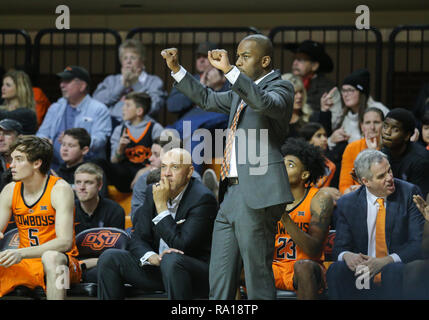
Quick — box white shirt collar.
[366,187,387,205]
[167,181,190,209]
[254,69,274,85]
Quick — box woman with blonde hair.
[282,73,312,137]
[1,70,38,134]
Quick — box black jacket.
[129,177,218,263]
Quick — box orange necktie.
[220,101,245,181]
[374,198,388,283]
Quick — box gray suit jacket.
[175,69,294,209]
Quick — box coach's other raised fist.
[161,48,181,74]
[208,49,233,74]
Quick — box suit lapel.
[357,188,369,252]
[174,178,194,222]
[228,69,281,127]
[258,69,281,89]
[385,191,398,250]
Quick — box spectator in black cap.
[381,107,429,199]
[290,40,336,113]
[37,65,112,172]
[326,69,390,146]
[93,39,166,124]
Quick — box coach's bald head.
[160,148,194,199]
[241,34,273,60]
[236,34,274,81]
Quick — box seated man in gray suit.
[93,39,166,123]
[96,148,217,299]
[161,34,294,299]
[327,149,425,299]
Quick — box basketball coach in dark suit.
[161,34,294,299]
[97,148,217,299]
[327,149,425,299]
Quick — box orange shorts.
[272,260,326,292]
[0,254,81,297]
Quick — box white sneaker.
[202,169,219,198]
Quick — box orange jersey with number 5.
[11,175,78,257]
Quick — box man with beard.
[161,34,294,299]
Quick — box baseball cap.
[56,65,91,85]
[0,119,23,134]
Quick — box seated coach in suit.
[326,149,425,299]
[96,148,217,299]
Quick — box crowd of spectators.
[1,35,429,300]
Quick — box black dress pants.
[97,248,210,299]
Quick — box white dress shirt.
[171,65,273,178]
[338,187,401,263]
[140,183,189,266]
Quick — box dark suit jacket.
[333,178,425,263]
[128,177,218,263]
[175,69,294,209]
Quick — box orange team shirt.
[339,138,368,193]
[12,175,78,257]
[273,187,326,290]
[274,187,324,264]
[33,87,51,127]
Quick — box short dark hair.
[125,91,151,115]
[63,128,91,149]
[10,135,53,175]
[154,131,183,150]
[281,137,326,185]
[242,34,273,59]
[385,108,416,135]
[146,168,161,185]
[298,122,325,142]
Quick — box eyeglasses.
[341,88,358,95]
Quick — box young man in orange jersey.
[273,137,333,299]
[0,135,80,300]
